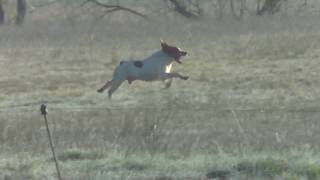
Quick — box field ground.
[1,2,320,179]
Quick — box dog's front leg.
[108,79,125,98]
[162,72,189,81]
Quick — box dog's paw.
[181,76,189,80]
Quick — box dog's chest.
[130,62,167,81]
[125,51,173,81]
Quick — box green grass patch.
[3,150,320,179]
[294,163,320,180]
[236,157,289,176]
[235,156,320,179]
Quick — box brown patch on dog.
[161,41,187,64]
[133,60,143,68]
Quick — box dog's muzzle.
[175,51,187,64]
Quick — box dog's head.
[161,41,187,64]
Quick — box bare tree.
[16,0,26,25]
[84,0,148,20]
[256,0,262,14]
[165,0,202,19]
[230,0,246,20]
[216,0,225,19]
[0,0,4,24]
[257,0,282,15]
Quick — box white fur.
[97,50,188,98]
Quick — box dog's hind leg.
[108,79,125,98]
[97,80,113,93]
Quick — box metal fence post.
[40,104,63,180]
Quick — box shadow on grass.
[55,149,105,161]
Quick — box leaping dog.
[97,41,189,98]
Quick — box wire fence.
[0,103,320,113]
[1,100,320,159]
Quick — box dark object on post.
[0,0,4,24]
[16,0,27,25]
[40,104,48,115]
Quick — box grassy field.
[1,1,320,179]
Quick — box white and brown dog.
[97,41,189,98]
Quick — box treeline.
[167,0,305,19]
[0,0,26,25]
[0,0,310,25]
